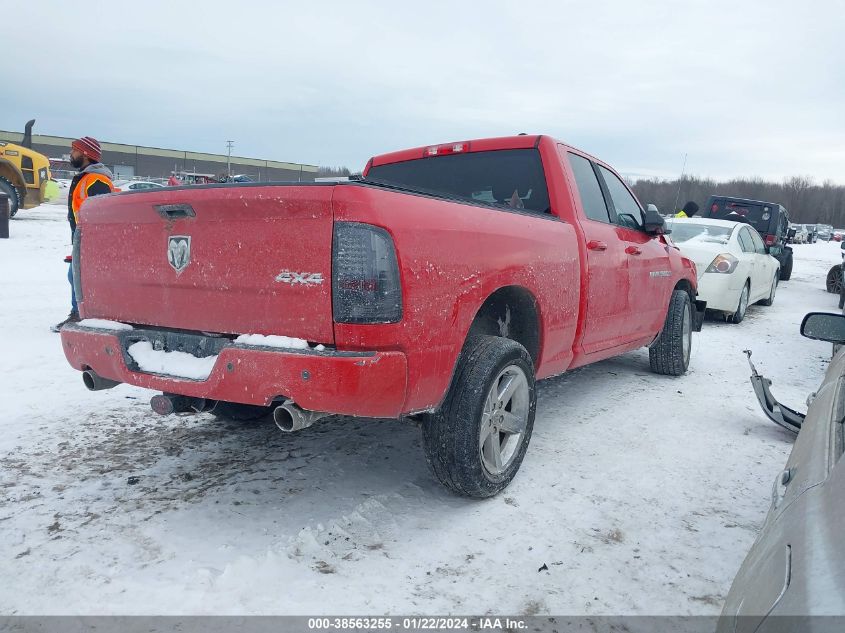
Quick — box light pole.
[226,140,234,178]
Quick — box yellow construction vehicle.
[0,120,53,217]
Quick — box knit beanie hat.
[72,137,102,162]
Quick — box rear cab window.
[566,152,611,223]
[365,148,552,215]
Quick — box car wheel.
[0,177,21,218]
[210,401,273,422]
[421,335,536,498]
[826,265,843,293]
[649,289,692,376]
[759,274,778,306]
[780,252,793,281]
[731,282,750,324]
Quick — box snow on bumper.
[60,325,408,418]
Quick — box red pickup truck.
[61,135,703,497]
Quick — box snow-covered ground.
[1,203,842,616]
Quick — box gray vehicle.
[718,313,845,632]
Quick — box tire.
[731,282,750,324]
[649,289,692,376]
[0,177,20,218]
[780,252,793,281]
[839,282,845,310]
[211,401,273,422]
[826,265,843,293]
[422,335,536,498]
[759,273,778,306]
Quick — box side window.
[737,228,755,253]
[750,230,767,254]
[597,165,643,229]
[567,153,610,223]
[21,155,35,185]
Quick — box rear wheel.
[759,273,778,306]
[649,289,692,376]
[422,335,536,498]
[827,265,843,293]
[0,177,20,218]
[731,282,750,323]
[780,252,793,281]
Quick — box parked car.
[59,134,705,498]
[828,242,845,310]
[701,196,793,280]
[800,223,818,244]
[719,312,845,631]
[817,224,833,241]
[789,223,808,244]
[666,218,780,322]
[113,180,165,192]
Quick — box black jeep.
[701,196,793,280]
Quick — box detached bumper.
[60,324,408,418]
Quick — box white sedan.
[113,180,165,192]
[667,218,780,323]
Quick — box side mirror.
[644,207,670,235]
[801,312,845,343]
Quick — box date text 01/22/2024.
[307,617,528,630]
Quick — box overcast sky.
[4,0,844,183]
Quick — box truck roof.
[708,195,785,209]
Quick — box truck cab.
[0,120,53,217]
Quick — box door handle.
[625,246,642,255]
[587,240,608,251]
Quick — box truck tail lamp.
[765,234,777,246]
[705,253,739,274]
[424,142,470,157]
[332,222,402,324]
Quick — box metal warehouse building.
[0,130,318,182]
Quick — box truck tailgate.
[77,185,335,342]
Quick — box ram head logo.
[167,236,191,273]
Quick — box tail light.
[765,234,777,246]
[705,253,739,274]
[332,222,402,324]
[71,228,83,302]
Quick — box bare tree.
[632,174,845,226]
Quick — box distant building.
[0,130,318,182]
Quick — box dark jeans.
[68,262,77,314]
[68,227,77,314]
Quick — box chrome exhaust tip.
[82,369,120,391]
[273,400,329,432]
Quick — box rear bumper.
[696,272,744,313]
[60,324,408,418]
